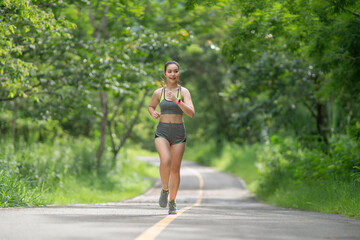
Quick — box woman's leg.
[169,142,186,201]
[155,137,171,190]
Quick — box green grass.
[263,180,360,218]
[185,141,259,190]
[127,147,159,158]
[0,170,45,208]
[0,138,159,208]
[185,140,360,219]
[47,170,156,205]
[212,143,259,190]
[47,153,159,205]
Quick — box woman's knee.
[160,157,171,168]
[170,165,181,174]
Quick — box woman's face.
[164,64,180,85]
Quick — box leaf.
[8,25,15,34]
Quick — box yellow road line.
[134,167,204,240]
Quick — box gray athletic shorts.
[155,122,186,145]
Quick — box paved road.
[1,156,360,240]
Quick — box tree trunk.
[96,91,108,169]
[100,5,110,39]
[89,4,109,40]
[111,89,149,167]
[316,102,329,144]
[302,99,329,144]
[12,100,18,145]
[89,4,110,169]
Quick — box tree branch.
[116,89,149,152]
[107,120,117,155]
[94,0,101,17]
[89,4,100,39]
[89,4,96,29]
[100,5,110,39]
[36,1,60,8]
[0,83,41,102]
[110,95,126,122]
[345,8,360,17]
[0,96,19,101]
[96,91,108,168]
[301,99,318,119]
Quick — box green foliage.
[265,179,360,218]
[212,0,360,144]
[0,0,75,100]
[1,0,360,216]
[1,0,192,151]
[182,45,233,142]
[352,166,360,183]
[185,141,259,187]
[0,170,44,208]
[213,143,259,187]
[48,173,154,205]
[256,135,360,198]
[184,0,228,10]
[184,140,222,166]
[1,137,98,191]
[187,136,360,218]
[47,149,159,204]
[0,137,158,207]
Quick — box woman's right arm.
[148,88,161,119]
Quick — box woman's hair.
[164,61,180,72]
[162,61,181,86]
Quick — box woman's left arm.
[178,88,195,118]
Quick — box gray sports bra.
[159,87,183,115]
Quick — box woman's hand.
[151,111,161,119]
[166,90,178,102]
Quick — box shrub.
[255,134,360,198]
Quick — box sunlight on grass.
[48,174,155,205]
[186,140,360,219]
[47,149,159,205]
[265,180,360,218]
[185,141,259,189]
[0,138,159,208]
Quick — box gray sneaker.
[159,189,169,208]
[168,200,177,214]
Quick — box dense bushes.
[186,135,360,218]
[0,138,158,208]
[256,135,360,198]
[185,141,259,189]
[254,135,360,217]
[0,170,44,208]
[1,138,98,192]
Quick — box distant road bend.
[1,156,360,240]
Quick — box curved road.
[1,156,360,240]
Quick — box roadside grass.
[185,140,360,219]
[0,170,45,208]
[47,150,159,205]
[262,180,360,218]
[47,171,156,205]
[0,138,159,208]
[184,141,259,190]
[127,147,159,158]
[212,143,259,191]
[184,140,221,166]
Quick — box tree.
[186,0,360,144]
[0,0,75,101]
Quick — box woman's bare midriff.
[160,114,184,123]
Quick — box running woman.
[148,61,195,214]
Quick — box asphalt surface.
[1,156,360,240]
